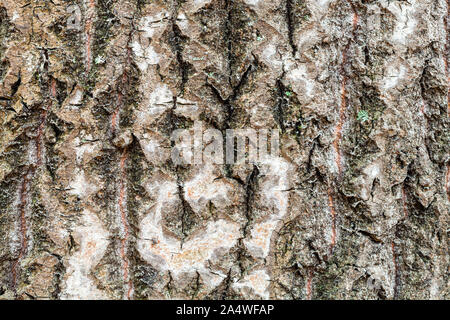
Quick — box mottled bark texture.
[0,0,449,300]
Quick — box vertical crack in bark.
[51,253,64,299]
[165,271,174,297]
[168,95,197,246]
[170,2,191,95]
[275,73,287,133]
[285,0,297,56]
[391,241,399,299]
[118,148,133,300]
[327,186,336,255]
[419,63,428,116]
[220,268,232,299]
[225,164,259,277]
[333,0,358,177]
[225,0,233,84]
[243,165,259,237]
[224,63,253,130]
[176,172,196,247]
[207,62,253,179]
[191,271,201,299]
[85,0,96,72]
[232,165,259,278]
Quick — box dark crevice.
[169,6,192,96]
[207,62,253,131]
[286,0,297,56]
[169,96,197,245]
[306,136,319,173]
[275,73,288,132]
[50,253,64,299]
[243,165,259,237]
[10,72,21,98]
[220,268,232,299]
[191,271,201,299]
[165,271,174,296]
[225,0,233,83]
[24,292,36,300]
[358,230,383,243]
[206,63,253,179]
[229,165,259,278]
[176,174,197,247]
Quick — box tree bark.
[0,0,448,299]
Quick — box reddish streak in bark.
[443,3,450,200]
[111,96,120,134]
[445,0,449,115]
[327,187,336,254]
[115,44,133,299]
[11,78,56,293]
[401,186,408,218]
[334,0,359,176]
[446,165,450,201]
[306,269,313,300]
[327,3,358,258]
[391,241,398,298]
[118,149,132,299]
[85,0,96,72]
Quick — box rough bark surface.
[0,0,449,300]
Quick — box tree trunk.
[0,0,448,300]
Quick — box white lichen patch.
[183,165,235,214]
[176,11,189,30]
[173,97,200,121]
[308,0,332,18]
[132,12,170,72]
[62,209,110,299]
[286,64,315,101]
[261,43,283,69]
[132,41,159,72]
[73,136,101,165]
[383,63,407,91]
[187,0,213,12]
[137,84,173,126]
[358,161,382,201]
[138,12,170,38]
[244,0,261,7]
[232,269,271,299]
[384,0,418,46]
[138,132,171,165]
[68,168,101,199]
[138,172,241,292]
